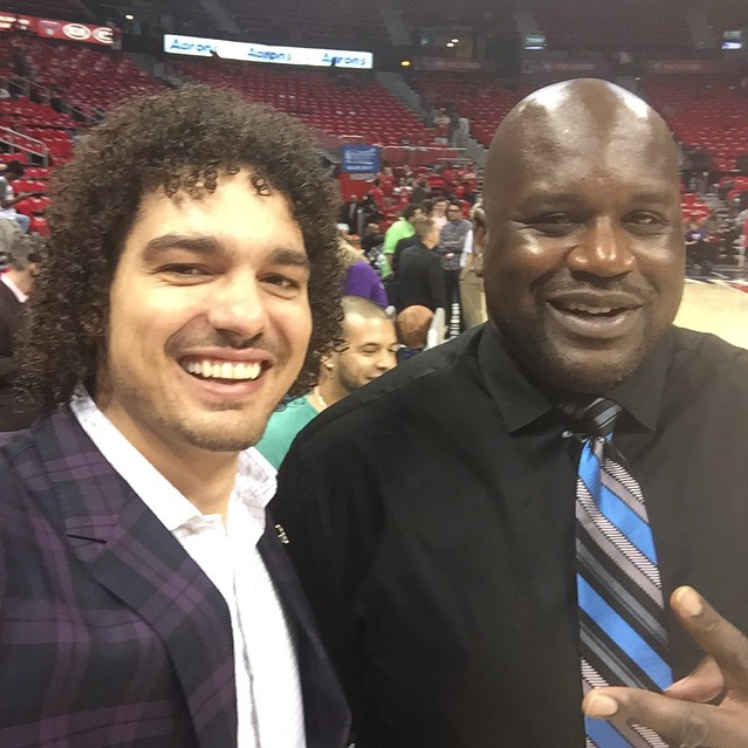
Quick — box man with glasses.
[437,201,471,334]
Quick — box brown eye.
[530,214,577,235]
[163,265,204,275]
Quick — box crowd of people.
[337,189,488,337]
[0,78,746,748]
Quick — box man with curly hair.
[0,84,350,748]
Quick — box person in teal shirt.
[256,296,399,469]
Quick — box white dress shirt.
[70,391,307,748]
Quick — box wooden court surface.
[675,280,748,349]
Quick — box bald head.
[340,294,390,322]
[485,79,679,222]
[480,78,685,394]
[319,295,397,403]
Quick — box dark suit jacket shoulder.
[0,281,36,431]
[0,408,350,748]
[0,280,21,383]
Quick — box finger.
[670,586,748,690]
[583,687,746,748]
[665,657,725,703]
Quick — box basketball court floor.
[676,278,748,349]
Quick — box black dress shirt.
[271,323,748,748]
[395,241,446,312]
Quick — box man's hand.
[582,586,748,747]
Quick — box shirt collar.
[1,273,27,303]
[477,323,672,434]
[69,388,277,533]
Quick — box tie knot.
[559,397,622,439]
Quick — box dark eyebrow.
[514,189,676,217]
[142,234,221,263]
[514,193,587,215]
[268,247,310,271]
[142,233,309,270]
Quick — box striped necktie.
[561,398,673,748]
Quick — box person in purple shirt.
[340,239,388,307]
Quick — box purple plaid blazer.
[0,407,351,748]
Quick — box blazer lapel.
[259,518,351,748]
[32,409,237,748]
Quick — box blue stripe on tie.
[584,715,633,748]
[578,575,673,690]
[578,444,658,564]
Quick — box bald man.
[271,80,748,747]
[256,296,398,469]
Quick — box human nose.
[205,274,268,339]
[376,349,397,372]
[567,217,636,277]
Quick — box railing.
[0,125,49,167]
[311,128,364,152]
[0,74,95,125]
[311,129,466,167]
[380,145,466,167]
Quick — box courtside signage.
[164,34,373,69]
[341,145,380,174]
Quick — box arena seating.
[12,36,165,115]
[642,78,748,172]
[680,189,710,223]
[0,96,75,163]
[178,60,432,148]
[412,76,532,148]
[0,98,75,129]
[416,73,748,177]
[218,0,388,48]
[0,35,164,164]
[0,31,165,169]
[0,152,52,230]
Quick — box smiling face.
[96,170,312,454]
[483,80,685,394]
[332,313,398,394]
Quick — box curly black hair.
[17,83,345,411]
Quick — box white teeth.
[182,360,264,381]
[563,303,616,315]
